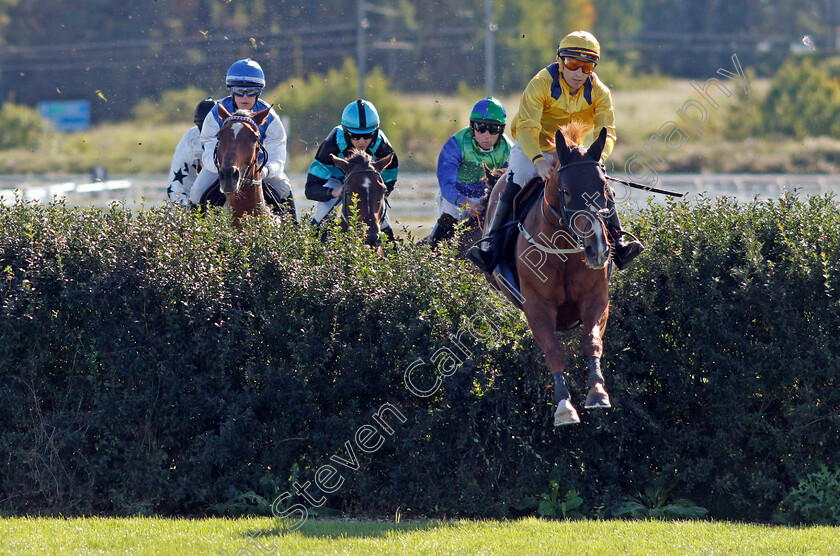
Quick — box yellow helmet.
[556,30,600,63]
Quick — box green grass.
[1,517,838,555]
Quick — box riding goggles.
[562,57,596,74]
[348,131,376,141]
[229,86,262,97]
[472,122,504,135]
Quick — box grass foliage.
[1,516,839,555]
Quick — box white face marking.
[231,122,245,138]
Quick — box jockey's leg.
[310,178,343,227]
[264,175,297,221]
[465,171,519,272]
[429,213,458,248]
[188,167,221,207]
[380,208,395,243]
[605,196,644,270]
[465,141,547,273]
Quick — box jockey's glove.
[261,166,272,180]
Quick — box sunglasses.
[348,131,375,141]
[229,86,262,98]
[472,122,504,135]
[562,57,596,74]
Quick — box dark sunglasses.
[229,86,262,98]
[562,57,596,74]
[348,131,375,141]
[472,122,504,135]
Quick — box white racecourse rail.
[1,173,838,229]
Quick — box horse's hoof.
[554,399,581,427]
[584,385,611,409]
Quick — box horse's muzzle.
[218,167,241,195]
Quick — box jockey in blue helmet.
[187,58,296,218]
[305,99,399,241]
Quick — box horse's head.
[552,125,611,269]
[332,150,393,248]
[215,103,270,197]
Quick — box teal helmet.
[341,99,380,134]
[469,97,506,125]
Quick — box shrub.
[0,102,54,149]
[776,465,840,525]
[131,86,214,125]
[2,193,840,521]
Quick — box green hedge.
[1,194,839,522]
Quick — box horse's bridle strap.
[225,115,258,129]
[518,222,582,255]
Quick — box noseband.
[550,157,608,238]
[341,166,386,223]
[518,156,608,255]
[214,115,268,188]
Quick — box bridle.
[518,154,609,255]
[214,114,268,189]
[340,166,386,224]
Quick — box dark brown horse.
[483,122,612,426]
[331,150,394,250]
[214,103,270,226]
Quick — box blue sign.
[37,100,91,132]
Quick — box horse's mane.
[345,149,373,167]
[558,119,588,147]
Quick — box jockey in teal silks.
[429,97,512,247]
[305,99,399,241]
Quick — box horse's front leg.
[579,295,611,409]
[523,301,580,427]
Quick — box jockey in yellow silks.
[466,30,644,272]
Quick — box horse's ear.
[373,153,393,173]
[330,153,350,174]
[217,102,230,121]
[555,128,573,165]
[587,127,608,163]
[252,107,272,126]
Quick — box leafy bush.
[2,192,840,521]
[613,482,708,520]
[267,58,459,172]
[131,86,214,125]
[0,102,54,149]
[776,465,840,525]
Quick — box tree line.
[0,0,832,122]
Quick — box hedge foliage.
[1,193,839,522]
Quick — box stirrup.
[465,245,495,272]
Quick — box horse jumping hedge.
[1,194,839,523]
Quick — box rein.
[341,166,385,223]
[519,157,605,255]
[214,116,268,190]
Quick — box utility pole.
[357,0,367,99]
[484,0,495,96]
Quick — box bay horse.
[483,122,612,426]
[214,103,270,227]
[330,150,394,249]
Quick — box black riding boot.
[429,213,457,248]
[465,178,520,272]
[606,198,644,270]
